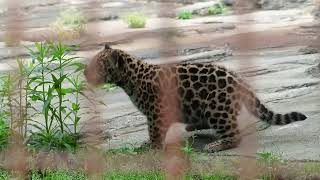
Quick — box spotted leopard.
[84,44,307,152]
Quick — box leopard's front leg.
[145,114,166,149]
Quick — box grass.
[177,10,193,20]
[0,149,319,179]
[0,169,237,180]
[123,13,147,28]
[104,170,164,180]
[304,162,320,174]
[186,174,236,180]
[257,151,281,163]
[107,143,151,155]
[30,170,86,180]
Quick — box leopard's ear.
[104,43,112,50]
[110,50,124,70]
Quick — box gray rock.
[312,6,320,18]
[176,1,221,15]
[222,0,234,6]
[256,0,311,10]
[222,24,236,30]
[306,62,320,78]
[299,47,319,55]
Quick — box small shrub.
[177,10,193,20]
[208,4,228,15]
[4,32,21,47]
[50,7,86,39]
[123,13,147,28]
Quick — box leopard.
[84,44,307,152]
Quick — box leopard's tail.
[240,86,307,125]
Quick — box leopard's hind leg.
[202,94,242,153]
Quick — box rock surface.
[255,0,312,10]
[0,0,319,161]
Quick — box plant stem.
[24,78,28,138]
[58,43,64,133]
[41,44,49,134]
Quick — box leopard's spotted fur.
[84,44,307,152]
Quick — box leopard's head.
[84,44,127,86]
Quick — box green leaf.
[69,62,85,72]
[72,103,80,111]
[30,94,40,101]
[75,116,81,123]
[60,106,67,114]
[43,86,54,117]
[60,88,73,95]
[52,74,67,90]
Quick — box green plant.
[0,75,11,149]
[67,74,86,134]
[27,129,80,152]
[0,116,9,150]
[177,10,193,20]
[24,42,85,151]
[123,13,147,28]
[102,83,116,91]
[181,139,194,155]
[0,168,10,179]
[0,74,15,128]
[0,75,9,120]
[208,4,228,15]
